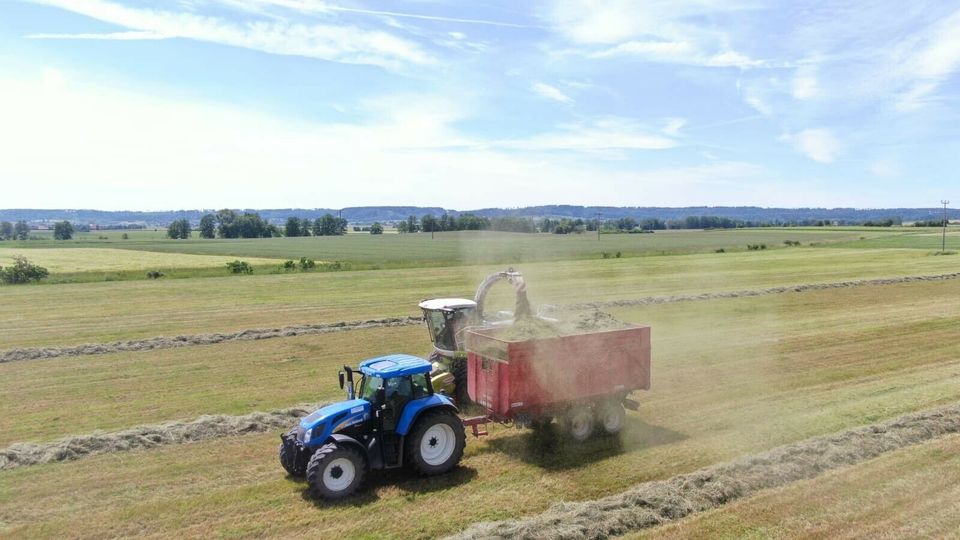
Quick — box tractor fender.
[396,394,458,436]
[327,433,367,459]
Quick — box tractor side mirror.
[338,371,345,389]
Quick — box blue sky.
[1,0,958,210]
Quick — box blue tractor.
[279,354,466,499]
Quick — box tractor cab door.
[372,374,431,468]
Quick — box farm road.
[2,272,958,364]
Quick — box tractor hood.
[298,399,371,447]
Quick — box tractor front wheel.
[305,443,367,500]
[406,409,466,476]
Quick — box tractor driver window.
[360,376,384,402]
[411,373,430,399]
[384,376,413,406]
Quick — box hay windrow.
[3,273,957,365]
[0,317,422,364]
[450,404,960,540]
[0,403,323,471]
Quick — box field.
[1,228,959,538]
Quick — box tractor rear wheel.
[406,409,466,476]
[562,406,595,442]
[279,428,309,477]
[305,443,367,500]
[597,401,626,435]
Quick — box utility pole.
[942,200,950,253]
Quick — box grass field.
[2,228,959,538]
[3,228,904,268]
[2,248,958,348]
[631,433,960,539]
[1,278,959,537]
[0,247,284,273]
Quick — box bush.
[747,244,767,250]
[122,233,129,240]
[783,240,801,246]
[601,252,611,259]
[146,271,165,279]
[615,251,622,258]
[0,255,49,284]
[299,257,316,270]
[226,260,253,274]
[715,248,726,253]
[282,260,296,271]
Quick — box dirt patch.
[0,317,422,364]
[0,403,322,471]
[450,403,960,540]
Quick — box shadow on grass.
[298,465,479,508]
[485,416,686,471]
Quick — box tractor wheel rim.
[421,424,456,466]
[323,457,355,491]
[571,411,592,440]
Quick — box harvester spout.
[474,268,531,321]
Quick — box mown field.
[2,247,959,349]
[2,228,908,268]
[1,228,959,538]
[0,247,284,273]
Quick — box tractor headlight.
[303,428,312,442]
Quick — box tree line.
[167,211,350,239]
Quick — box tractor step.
[461,415,491,437]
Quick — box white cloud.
[662,118,686,136]
[500,118,676,152]
[28,30,170,40]
[783,129,842,163]
[791,66,818,100]
[868,160,899,178]
[530,82,573,104]
[25,0,434,69]
[894,8,960,111]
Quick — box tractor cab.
[418,298,478,357]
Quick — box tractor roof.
[418,298,477,311]
[359,354,432,378]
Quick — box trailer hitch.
[461,415,491,438]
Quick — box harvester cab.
[279,354,465,500]
[418,269,530,402]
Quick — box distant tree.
[421,214,438,232]
[284,217,302,238]
[199,214,217,239]
[166,219,191,239]
[53,221,74,240]
[300,218,313,236]
[0,221,12,240]
[216,209,240,238]
[405,215,419,233]
[225,260,253,274]
[397,220,409,233]
[314,213,346,236]
[0,255,48,284]
[122,233,130,240]
[370,222,384,235]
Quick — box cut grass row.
[1,279,959,538]
[631,433,960,539]
[3,247,959,349]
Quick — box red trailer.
[461,324,651,441]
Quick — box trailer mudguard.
[396,394,458,436]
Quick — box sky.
[0,0,958,211]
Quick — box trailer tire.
[450,357,469,405]
[305,443,366,500]
[279,428,310,477]
[597,401,626,435]
[406,409,466,476]
[562,406,595,442]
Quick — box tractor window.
[359,376,383,402]
[427,311,455,350]
[411,373,430,399]
[384,376,413,402]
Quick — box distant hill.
[0,205,954,227]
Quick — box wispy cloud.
[500,117,676,152]
[25,0,434,69]
[530,82,573,104]
[662,118,686,136]
[783,129,842,163]
[28,30,169,40]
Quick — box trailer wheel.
[279,428,310,477]
[406,409,466,476]
[305,443,366,500]
[562,406,595,442]
[597,401,626,435]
